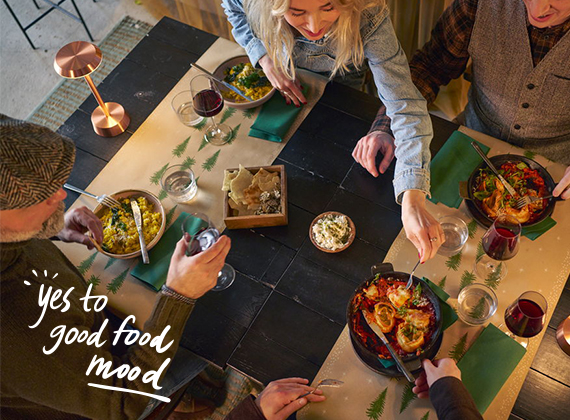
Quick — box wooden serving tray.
[223,165,288,229]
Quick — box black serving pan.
[462,154,557,228]
[347,263,443,377]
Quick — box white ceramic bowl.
[213,55,275,110]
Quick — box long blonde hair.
[244,0,387,80]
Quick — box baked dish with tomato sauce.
[351,275,437,359]
[473,161,548,224]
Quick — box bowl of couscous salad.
[213,55,275,109]
[91,189,166,259]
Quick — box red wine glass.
[500,291,547,348]
[190,74,233,146]
[181,213,235,291]
[475,214,521,282]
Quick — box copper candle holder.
[54,41,129,137]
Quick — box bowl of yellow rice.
[91,189,166,259]
[213,55,275,109]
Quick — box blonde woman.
[222,0,444,261]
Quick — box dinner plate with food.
[347,263,443,377]
[213,55,275,109]
[463,154,557,228]
[91,189,166,259]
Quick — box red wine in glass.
[189,74,233,146]
[193,89,224,118]
[475,214,521,281]
[482,226,520,261]
[503,291,547,342]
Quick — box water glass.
[171,90,203,127]
[437,216,468,256]
[457,283,498,326]
[160,164,197,203]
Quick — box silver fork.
[63,183,121,209]
[298,378,344,398]
[406,258,421,290]
[514,194,555,209]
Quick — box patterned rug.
[26,15,260,418]
[27,16,153,131]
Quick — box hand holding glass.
[181,213,235,291]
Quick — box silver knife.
[361,310,416,382]
[130,201,149,264]
[471,141,518,197]
[191,62,254,102]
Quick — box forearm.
[221,0,267,66]
[225,395,266,420]
[366,17,432,203]
[430,377,482,420]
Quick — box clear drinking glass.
[171,90,204,127]
[437,216,469,256]
[181,213,235,291]
[474,214,521,281]
[500,291,547,348]
[160,164,198,203]
[190,74,232,146]
[457,283,498,326]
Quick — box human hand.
[553,166,570,200]
[166,235,231,299]
[255,378,326,420]
[259,55,306,107]
[352,131,396,177]
[57,207,103,250]
[413,358,462,399]
[401,191,444,263]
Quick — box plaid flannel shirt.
[370,0,570,134]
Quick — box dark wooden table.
[59,17,570,420]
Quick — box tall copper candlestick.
[54,41,129,137]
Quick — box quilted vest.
[465,0,570,164]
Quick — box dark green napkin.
[131,212,207,291]
[522,216,557,240]
[430,130,490,208]
[249,86,310,142]
[457,323,526,414]
[378,278,457,368]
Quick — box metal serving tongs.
[298,378,344,398]
[471,141,518,197]
[190,62,254,102]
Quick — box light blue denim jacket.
[221,0,433,203]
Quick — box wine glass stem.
[210,116,218,129]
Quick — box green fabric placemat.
[430,131,490,208]
[131,212,207,291]
[522,216,557,240]
[379,278,457,368]
[249,86,310,142]
[457,323,526,414]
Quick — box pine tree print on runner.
[150,163,170,185]
[467,219,478,239]
[420,412,430,420]
[165,205,178,228]
[193,118,207,130]
[104,258,118,270]
[399,382,418,413]
[243,107,256,119]
[446,252,462,271]
[198,137,209,152]
[366,388,388,420]
[437,275,447,290]
[77,252,98,276]
[202,150,220,172]
[449,333,468,361]
[524,150,536,160]
[475,241,486,263]
[86,274,101,288]
[485,263,503,290]
[158,189,168,201]
[460,271,476,290]
[172,137,190,157]
[106,268,130,294]
[181,156,196,170]
[225,123,240,145]
[220,107,236,124]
